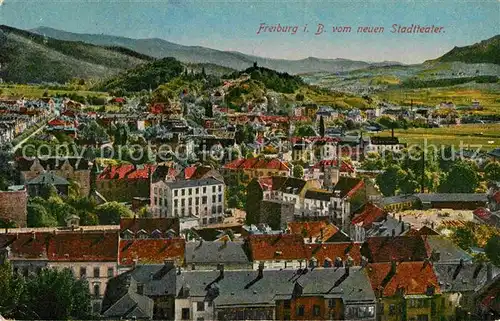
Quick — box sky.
[0,0,498,64]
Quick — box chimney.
[258,262,264,279]
[31,231,36,240]
[431,222,435,230]
[177,266,182,275]
[400,221,405,234]
[133,258,138,268]
[390,259,397,274]
[391,229,395,237]
[487,263,493,282]
[345,265,350,276]
[398,215,402,223]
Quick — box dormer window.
[136,229,148,239]
[151,229,162,239]
[122,229,134,240]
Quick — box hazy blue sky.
[0,0,498,63]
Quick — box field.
[372,123,500,150]
[0,84,108,99]
[376,84,500,115]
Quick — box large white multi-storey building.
[150,178,225,225]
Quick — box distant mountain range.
[0,25,152,83]
[31,26,402,74]
[427,34,500,65]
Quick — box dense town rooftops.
[351,203,386,228]
[16,156,90,171]
[247,234,306,261]
[305,242,363,266]
[164,177,223,189]
[304,188,333,201]
[361,236,430,263]
[333,177,364,198]
[312,159,355,173]
[287,221,338,239]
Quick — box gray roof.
[433,262,500,293]
[26,172,69,186]
[185,241,250,265]
[381,195,419,207]
[101,264,176,318]
[165,177,223,189]
[425,235,473,263]
[176,267,376,307]
[415,193,487,203]
[366,216,409,238]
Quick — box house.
[350,203,387,242]
[328,177,366,230]
[424,235,473,264]
[434,261,499,319]
[0,231,119,314]
[304,242,364,268]
[177,266,376,321]
[245,176,320,226]
[381,195,419,212]
[96,164,156,202]
[184,240,251,270]
[18,157,91,196]
[101,262,177,320]
[290,136,338,164]
[305,159,356,185]
[120,217,180,239]
[246,233,308,270]
[223,157,290,182]
[0,187,27,227]
[150,177,225,225]
[367,261,442,321]
[118,238,185,273]
[26,172,69,197]
[365,136,406,154]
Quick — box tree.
[27,203,58,228]
[361,152,385,170]
[398,169,420,194]
[484,161,500,183]
[319,115,325,137]
[438,161,479,193]
[0,261,24,318]
[23,268,92,320]
[485,235,500,266]
[376,164,404,196]
[293,164,304,178]
[95,201,134,225]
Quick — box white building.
[150,178,225,225]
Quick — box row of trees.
[363,147,500,196]
[0,262,93,320]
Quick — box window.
[197,301,205,311]
[196,318,204,321]
[283,300,291,309]
[107,267,114,278]
[202,196,207,204]
[93,283,100,297]
[313,305,320,316]
[188,188,192,195]
[196,198,200,206]
[174,190,178,196]
[189,199,192,206]
[203,187,207,193]
[328,299,336,308]
[80,267,87,278]
[417,315,429,321]
[181,308,190,320]
[218,185,222,192]
[93,267,100,278]
[218,194,222,202]
[174,200,178,208]
[297,305,305,316]
[182,189,185,196]
[196,188,199,194]
[389,304,397,315]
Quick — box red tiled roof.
[312,159,355,173]
[224,158,289,171]
[120,217,180,234]
[48,119,67,127]
[0,232,49,259]
[367,262,441,297]
[288,221,338,240]
[119,238,185,265]
[248,234,307,261]
[351,203,386,228]
[47,232,119,262]
[362,236,430,263]
[98,164,156,180]
[183,166,197,179]
[306,242,363,265]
